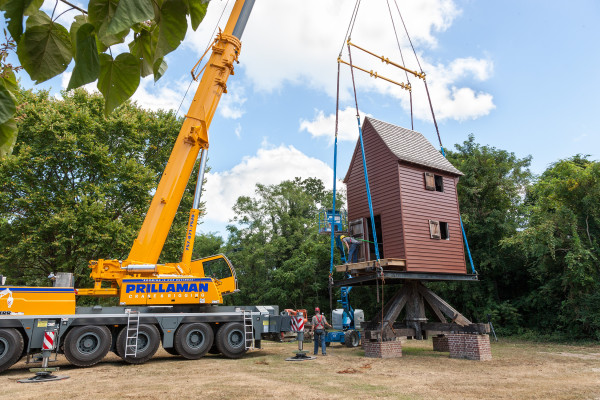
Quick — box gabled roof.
[364,117,463,176]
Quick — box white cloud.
[234,123,242,138]
[203,143,335,223]
[219,82,247,119]
[300,106,371,142]
[130,76,194,112]
[184,0,493,122]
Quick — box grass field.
[2,338,599,399]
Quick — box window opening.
[434,175,444,192]
[440,222,449,240]
[424,172,444,192]
[429,220,449,240]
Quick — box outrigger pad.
[17,371,70,383]
[285,351,316,362]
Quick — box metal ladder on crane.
[124,309,140,357]
[242,309,255,351]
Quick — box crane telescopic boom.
[77,0,255,306]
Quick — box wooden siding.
[398,163,466,274]
[345,119,405,260]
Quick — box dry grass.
[2,339,599,400]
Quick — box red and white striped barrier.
[291,315,304,332]
[42,331,56,351]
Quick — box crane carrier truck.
[0,0,291,374]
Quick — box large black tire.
[64,325,111,367]
[174,323,213,360]
[344,330,360,348]
[0,328,24,373]
[116,324,160,365]
[216,322,247,359]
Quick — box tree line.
[0,89,598,340]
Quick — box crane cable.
[390,0,476,274]
[390,0,444,154]
[385,0,413,130]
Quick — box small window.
[424,172,444,192]
[440,222,449,240]
[434,175,444,192]
[429,220,449,240]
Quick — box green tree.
[505,155,600,339]
[432,135,532,331]
[224,178,335,311]
[0,88,202,287]
[0,0,210,153]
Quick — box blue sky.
[7,0,600,238]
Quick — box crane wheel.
[216,322,247,359]
[174,323,213,360]
[64,325,111,367]
[117,324,160,365]
[0,328,24,373]
[344,330,360,348]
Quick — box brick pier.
[447,334,492,361]
[363,338,403,358]
[432,335,449,352]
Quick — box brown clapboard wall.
[344,119,406,260]
[344,118,466,274]
[398,163,466,273]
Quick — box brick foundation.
[363,339,402,358]
[432,335,449,352]
[448,334,492,361]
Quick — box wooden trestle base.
[360,281,489,343]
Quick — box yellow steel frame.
[78,0,249,305]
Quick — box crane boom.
[76,0,255,305]
[129,0,255,264]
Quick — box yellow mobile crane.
[0,0,289,373]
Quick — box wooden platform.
[334,258,407,275]
[333,271,478,287]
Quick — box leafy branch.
[0,0,210,157]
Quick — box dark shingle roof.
[366,117,463,176]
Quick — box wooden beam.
[334,258,406,273]
[425,299,447,323]
[422,322,490,335]
[416,283,471,326]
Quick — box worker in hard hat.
[340,235,360,263]
[311,307,331,356]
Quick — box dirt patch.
[1,340,599,400]
[551,352,600,360]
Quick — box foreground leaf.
[186,0,208,31]
[107,0,154,35]
[97,53,140,115]
[129,29,157,77]
[0,118,17,157]
[67,23,100,91]
[69,15,89,56]
[155,0,188,60]
[89,0,127,47]
[17,11,72,83]
[153,58,167,82]
[0,0,42,41]
[0,85,16,125]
